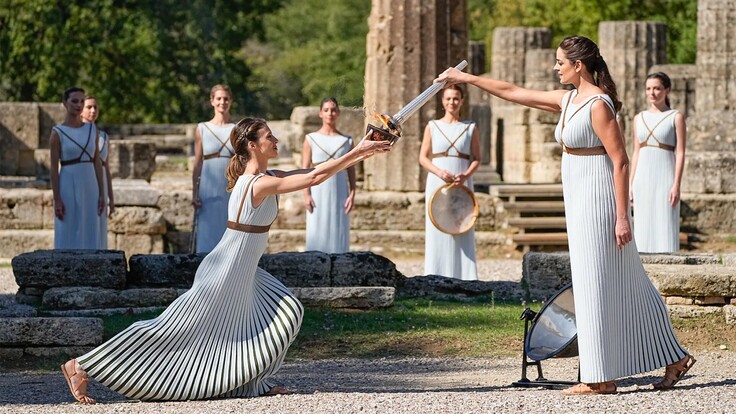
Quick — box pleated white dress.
[196,122,235,253]
[97,129,110,249]
[632,110,680,253]
[77,173,304,400]
[305,133,352,253]
[53,123,100,249]
[424,120,478,281]
[556,90,686,383]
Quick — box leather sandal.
[653,354,696,390]
[60,359,96,404]
[562,382,617,395]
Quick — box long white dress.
[97,129,110,249]
[632,109,680,253]
[424,120,478,281]
[305,133,352,253]
[555,90,686,383]
[196,122,235,253]
[53,123,100,249]
[77,173,304,400]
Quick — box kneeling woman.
[60,118,390,403]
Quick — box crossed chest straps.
[226,174,279,233]
[639,111,676,151]
[202,123,235,160]
[558,92,610,156]
[54,124,95,166]
[308,134,349,165]
[430,121,472,160]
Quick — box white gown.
[423,120,478,281]
[97,129,110,249]
[305,133,352,253]
[556,90,686,383]
[632,109,680,253]
[53,123,100,249]
[78,173,304,400]
[196,122,235,253]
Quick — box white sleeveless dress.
[78,173,304,400]
[424,120,478,281]
[196,122,235,253]
[555,90,686,383]
[632,110,680,253]
[53,123,100,249]
[97,129,110,249]
[305,133,352,253]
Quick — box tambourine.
[428,183,479,235]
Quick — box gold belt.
[562,145,607,156]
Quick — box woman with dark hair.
[419,85,480,280]
[630,72,686,253]
[81,95,115,248]
[301,97,355,253]
[50,87,104,249]
[60,119,390,404]
[436,36,694,395]
[191,84,236,253]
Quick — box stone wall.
[0,103,64,176]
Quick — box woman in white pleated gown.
[81,96,115,249]
[419,85,480,280]
[302,98,355,253]
[436,35,694,395]
[630,72,686,253]
[60,118,391,404]
[192,85,236,253]
[50,87,104,249]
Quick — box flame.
[372,113,391,129]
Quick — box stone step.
[502,201,566,214]
[0,317,103,347]
[645,264,736,297]
[12,250,127,290]
[490,183,563,199]
[42,287,187,310]
[508,216,567,229]
[512,232,568,245]
[0,230,54,258]
[289,287,394,309]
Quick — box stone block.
[128,253,206,288]
[23,346,95,359]
[115,234,164,255]
[0,317,103,346]
[639,253,723,265]
[12,249,127,289]
[0,348,24,362]
[665,296,695,305]
[0,102,41,150]
[646,264,736,297]
[693,296,726,305]
[397,276,523,301]
[38,103,66,148]
[108,140,156,181]
[0,230,54,259]
[15,292,42,306]
[271,191,306,230]
[45,306,167,317]
[725,305,736,325]
[0,188,47,230]
[0,302,37,317]
[42,286,181,310]
[157,191,194,232]
[521,252,572,300]
[680,194,736,234]
[290,287,395,309]
[260,251,333,287]
[667,305,723,319]
[108,206,166,235]
[112,179,161,207]
[681,152,736,194]
[329,252,405,287]
[34,149,51,177]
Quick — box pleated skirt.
[54,163,100,249]
[305,170,349,253]
[77,230,304,400]
[561,153,686,383]
[196,158,231,253]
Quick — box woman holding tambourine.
[419,85,480,280]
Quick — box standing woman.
[50,87,104,249]
[630,72,686,253]
[418,85,480,280]
[60,119,390,404]
[436,36,694,394]
[192,84,236,253]
[81,96,115,249]
[301,97,356,253]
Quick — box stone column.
[490,27,551,183]
[598,21,668,148]
[696,0,736,112]
[363,0,468,191]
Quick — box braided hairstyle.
[646,72,672,108]
[225,117,268,192]
[559,36,622,112]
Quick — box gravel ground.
[2,263,736,413]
